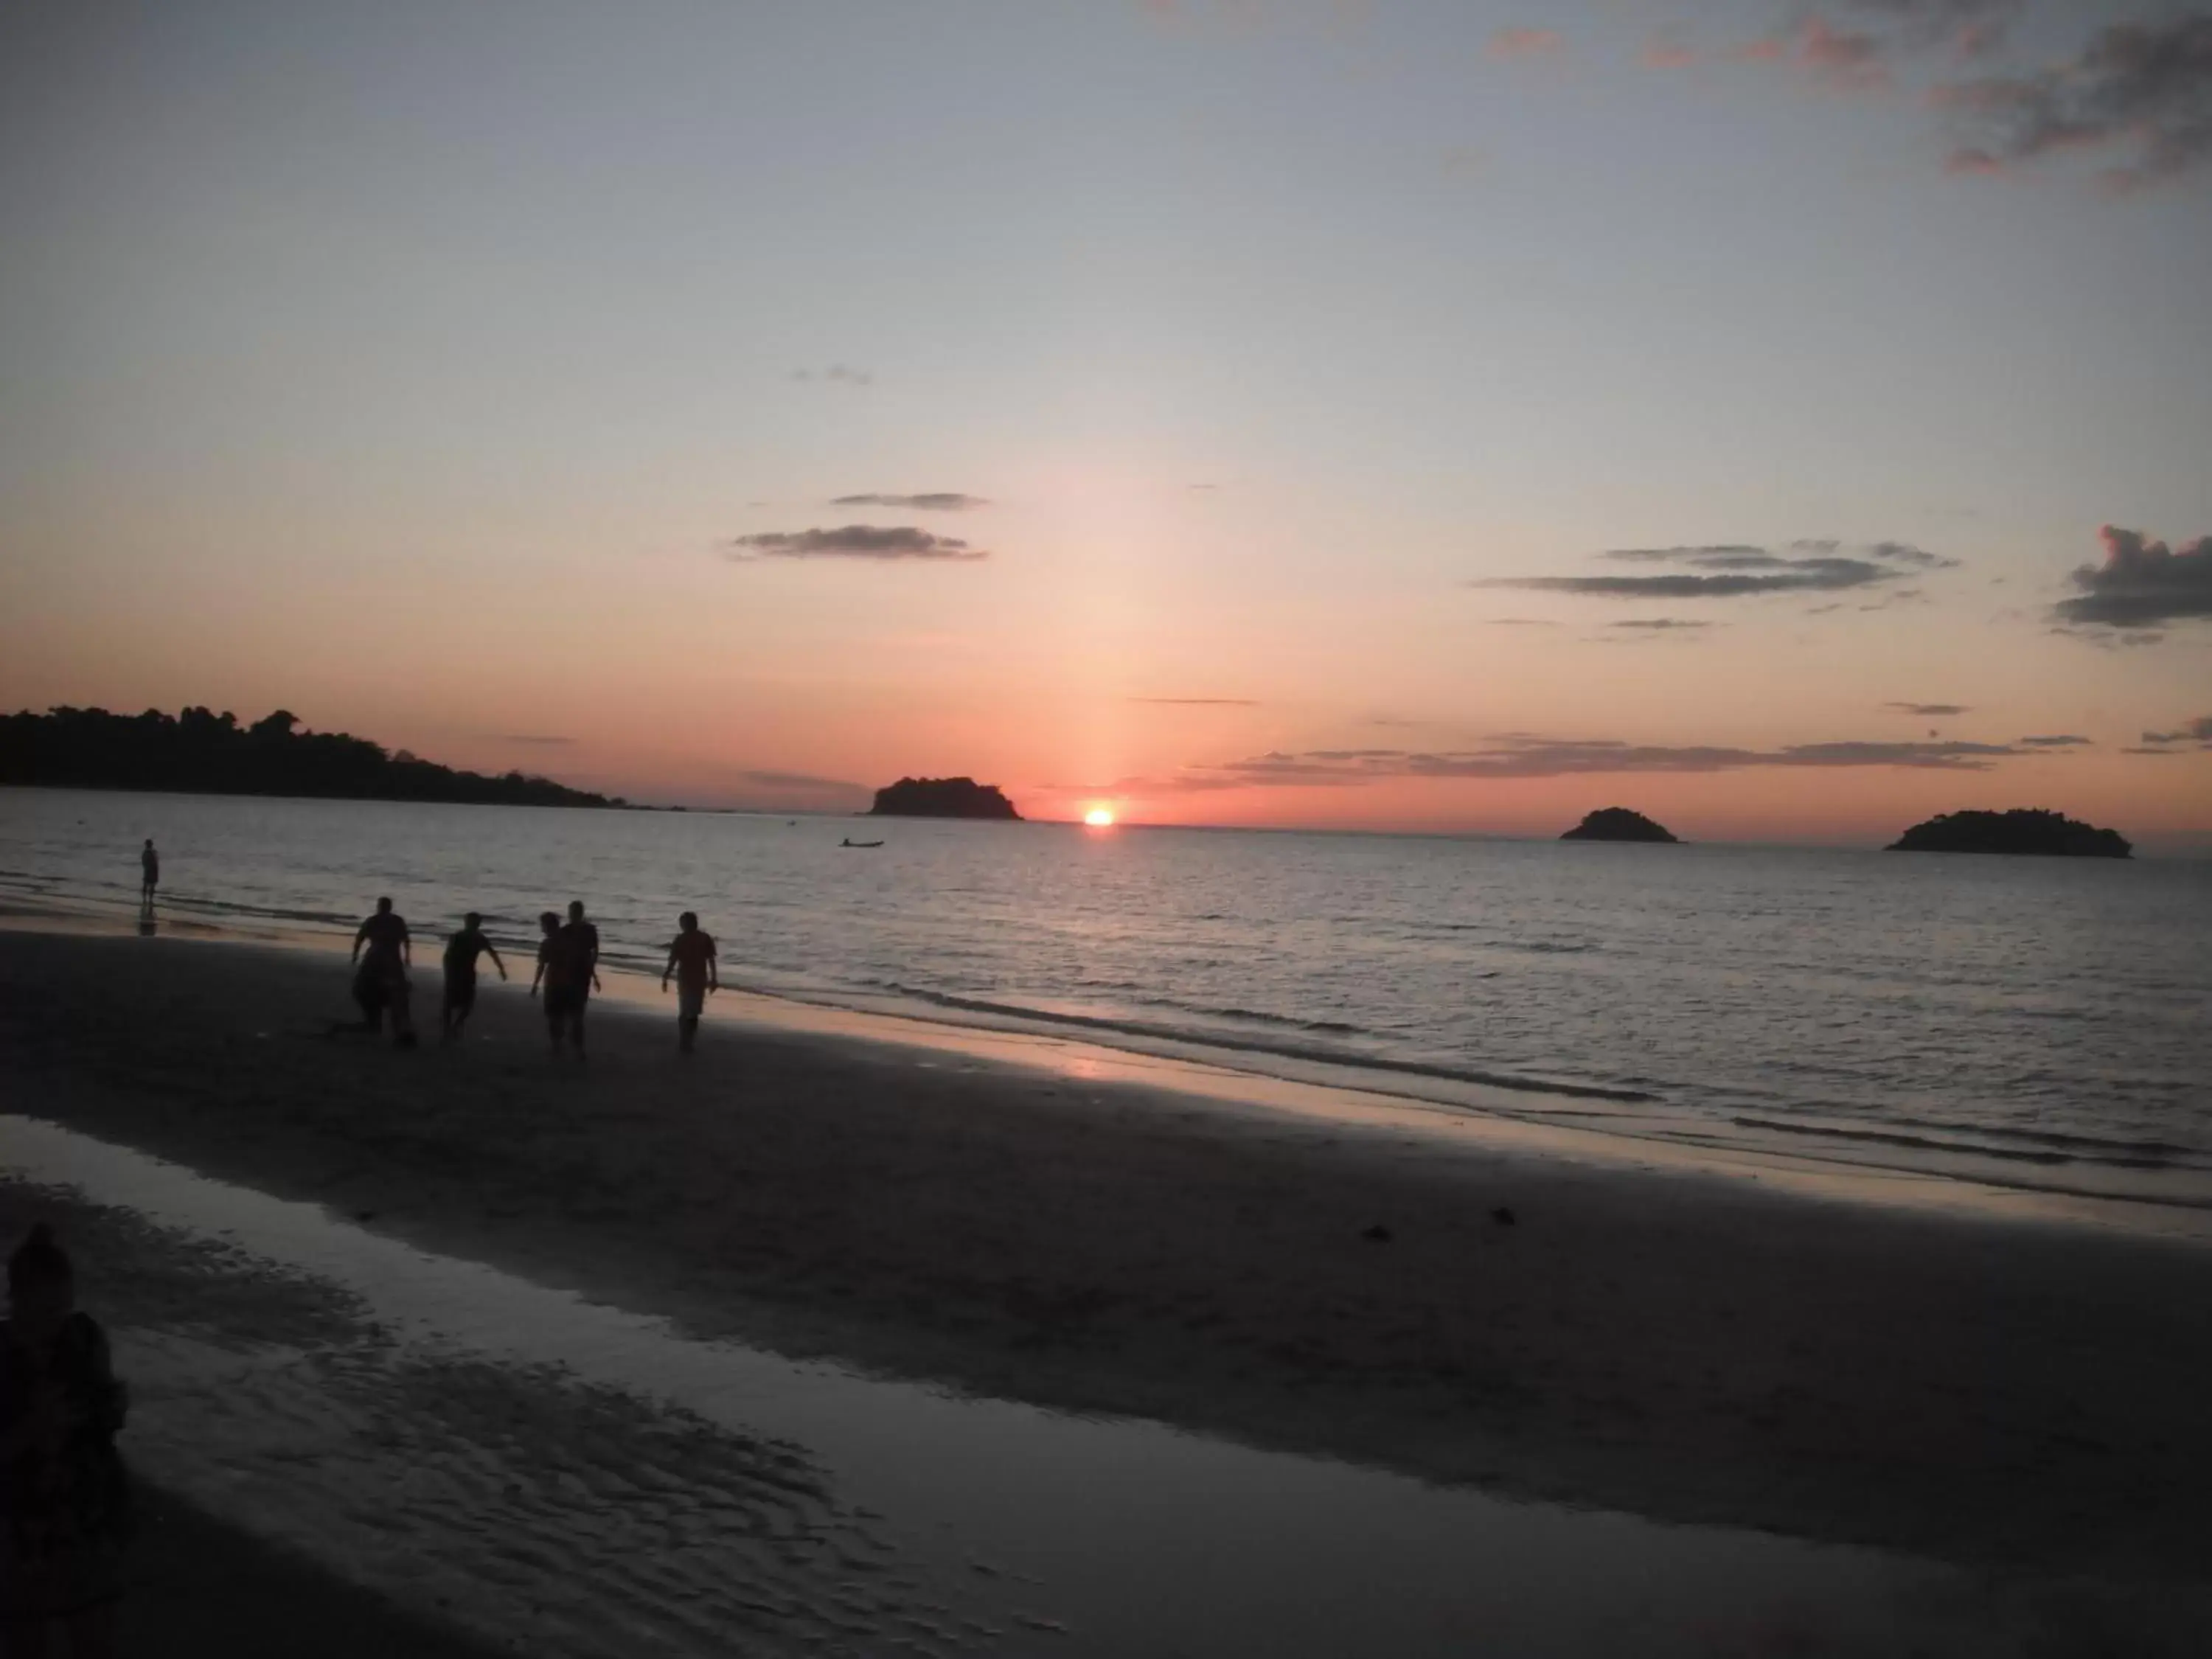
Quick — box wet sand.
[3,928,2210,1590]
[125,1487,509,1658]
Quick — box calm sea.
[4,787,2208,1211]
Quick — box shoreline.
[4,898,2205,1236]
[4,926,2211,1582]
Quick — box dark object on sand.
[840,838,885,849]
[869,777,1021,820]
[1561,807,1678,844]
[1885,808,2130,858]
[1492,1207,1517,1227]
[1360,1224,1393,1243]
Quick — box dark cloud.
[1500,540,1954,600]
[1937,16,2212,191]
[1486,617,1561,627]
[830,493,988,511]
[1886,702,1970,716]
[728,526,988,563]
[1610,618,1714,630]
[1131,697,1259,706]
[493,734,577,746]
[1479,557,1895,599]
[2140,715,2212,748]
[1604,545,1772,563]
[2019,734,2092,748]
[2051,526,2212,630]
[1867,540,1958,569]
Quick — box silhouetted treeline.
[0,706,622,808]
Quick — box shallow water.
[6,1113,2172,1658]
[4,786,2209,1208]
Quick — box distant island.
[1561,807,1678,844]
[1886,809,2129,859]
[869,776,1021,820]
[0,706,621,808]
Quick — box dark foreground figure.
[529,904,600,1057]
[349,899,415,1048]
[1,1225,130,1659]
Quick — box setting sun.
[1084,808,1116,828]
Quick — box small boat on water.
[840,838,885,849]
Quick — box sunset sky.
[4,1,2208,846]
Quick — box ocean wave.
[867,983,1656,1104]
[1730,1115,2203,1172]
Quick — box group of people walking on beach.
[349,897,721,1055]
[140,841,721,1055]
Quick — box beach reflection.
[4,1116,2171,1658]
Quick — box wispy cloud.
[1487,27,1563,60]
[2051,526,2212,631]
[830,493,988,511]
[1937,16,2212,192]
[728,526,988,562]
[2019,734,2092,748]
[1092,733,2034,796]
[790,363,874,387]
[1641,31,1697,69]
[1486,616,1561,627]
[1886,701,1970,716]
[1610,618,1714,630]
[740,768,867,792]
[1480,540,1955,601]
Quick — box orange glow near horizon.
[1084,807,1116,828]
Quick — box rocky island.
[869,776,1022,820]
[1561,807,1678,844]
[1885,809,2129,859]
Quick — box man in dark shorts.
[661,912,719,1053]
[350,897,414,1046]
[139,840,159,906]
[440,913,507,1043]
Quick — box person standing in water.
[351,897,415,1046]
[1,1224,131,1659]
[440,913,508,1043]
[137,840,158,907]
[661,912,719,1053]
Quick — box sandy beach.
[3,925,2210,1642]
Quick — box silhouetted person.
[137,840,158,907]
[553,901,602,1057]
[440,913,508,1043]
[351,897,415,1047]
[529,911,578,1055]
[1,1224,131,1659]
[661,912,719,1053]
